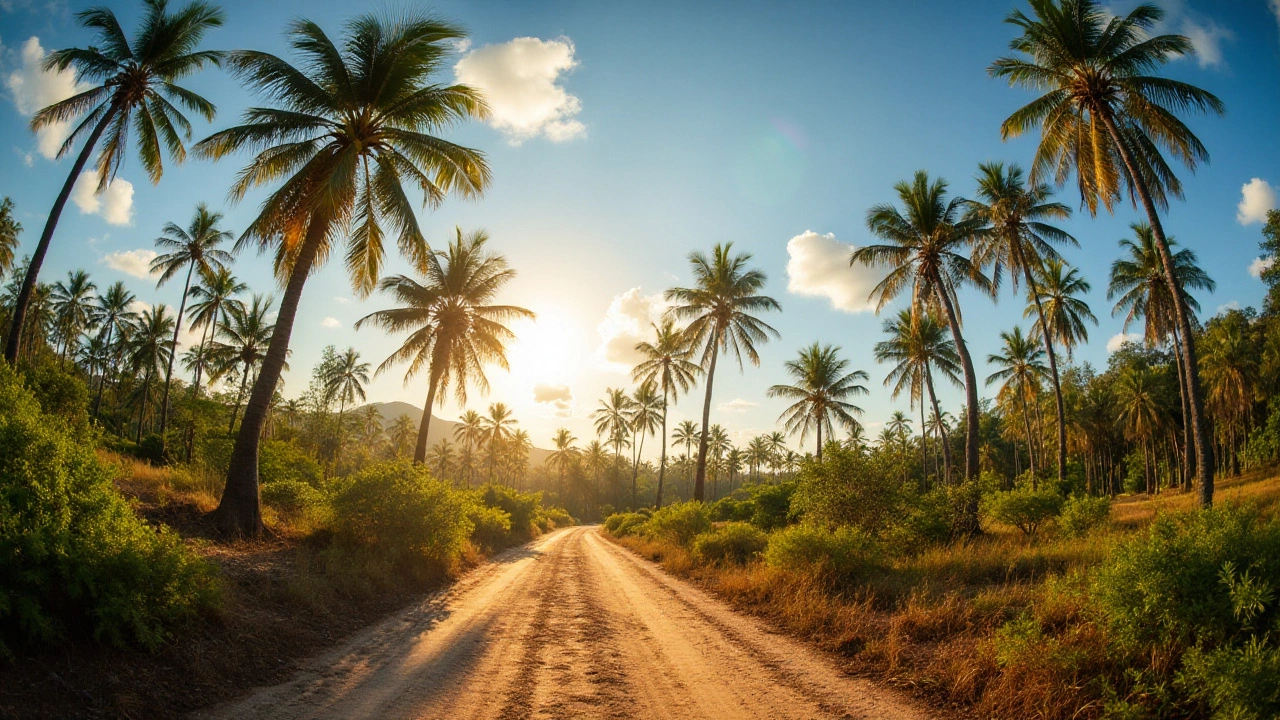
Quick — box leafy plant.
[981,487,1064,537]
[692,522,768,565]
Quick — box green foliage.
[692,522,768,565]
[1058,494,1112,538]
[468,504,513,550]
[644,501,712,546]
[18,359,89,427]
[328,462,475,579]
[259,439,324,488]
[790,446,901,533]
[763,524,883,583]
[981,486,1064,537]
[0,364,218,651]
[261,480,324,517]
[603,511,649,537]
[136,433,170,465]
[539,506,575,530]
[885,487,952,551]
[478,484,541,541]
[749,482,796,530]
[1243,396,1280,470]
[709,495,753,522]
[1178,639,1280,719]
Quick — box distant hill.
[357,401,553,468]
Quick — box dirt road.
[198,526,928,720]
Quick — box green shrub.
[261,480,325,516]
[19,359,89,426]
[749,482,796,530]
[328,462,474,578]
[1058,494,1111,538]
[136,433,169,465]
[0,364,218,651]
[468,505,514,550]
[763,524,882,582]
[1178,639,1280,719]
[692,522,768,565]
[885,487,952,552]
[604,511,648,537]
[644,501,711,546]
[981,487,1064,537]
[790,446,902,534]
[709,496,752,522]
[259,439,323,488]
[479,484,541,540]
[540,507,574,529]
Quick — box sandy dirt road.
[197,526,929,720]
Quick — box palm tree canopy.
[0,198,21,277]
[986,326,1049,395]
[632,318,701,398]
[1107,223,1214,344]
[767,342,868,446]
[874,309,962,403]
[150,202,234,286]
[592,388,633,443]
[1027,258,1097,356]
[966,161,1076,295]
[323,347,371,408]
[665,243,780,369]
[187,266,247,331]
[210,294,276,379]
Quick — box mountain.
[357,401,554,468]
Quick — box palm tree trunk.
[656,388,669,509]
[1097,109,1214,508]
[694,339,721,502]
[925,366,952,483]
[1021,262,1067,485]
[92,324,114,419]
[632,428,646,509]
[931,277,980,534]
[216,217,327,538]
[1019,388,1037,486]
[4,103,119,364]
[158,262,196,439]
[816,418,823,461]
[414,373,440,464]
[229,364,249,434]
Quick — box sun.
[505,308,585,388]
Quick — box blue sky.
[1,0,1278,454]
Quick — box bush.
[763,524,883,583]
[479,484,541,541]
[328,462,474,579]
[981,487,1064,537]
[644,501,711,546]
[749,482,796,530]
[19,359,89,426]
[790,446,901,534]
[261,480,325,516]
[540,507,575,530]
[692,522,768,565]
[259,439,323,488]
[468,505,514,550]
[1058,494,1111,538]
[1178,639,1280,719]
[885,487,952,552]
[709,495,753,522]
[604,511,649,537]
[0,364,218,651]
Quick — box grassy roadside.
[606,470,1280,719]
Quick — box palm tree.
[987,327,1049,484]
[1108,223,1214,489]
[358,405,384,442]
[746,436,770,481]
[195,13,490,536]
[4,0,224,363]
[186,267,247,396]
[887,410,913,475]
[49,270,97,362]
[991,0,1225,507]
[627,382,664,508]
[767,342,867,460]
[150,203,233,436]
[967,161,1076,484]
[389,415,417,459]
[874,309,961,482]
[1116,365,1168,494]
[0,198,20,280]
[766,431,787,475]
[1201,313,1256,477]
[481,403,517,484]
[548,428,579,501]
[632,318,701,508]
[707,424,730,501]
[852,171,991,528]
[322,347,370,459]
[582,441,610,511]
[88,281,137,417]
[665,243,780,501]
[672,419,700,493]
[210,294,275,434]
[356,228,532,463]
[427,438,454,481]
[593,388,633,505]
[128,305,175,441]
[454,409,486,486]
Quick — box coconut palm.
[627,382,664,508]
[746,436,770,481]
[0,199,21,281]
[767,343,867,460]
[195,13,491,536]
[582,440,610,510]
[322,347,370,458]
[389,415,417,459]
[766,431,787,474]
[427,438,454,481]
[454,409,485,486]
[49,270,97,362]
[966,161,1076,484]
[592,388,633,504]
[665,243,780,501]
[707,424,730,500]
[128,305,175,441]
[874,309,961,482]
[482,403,517,484]
[356,228,532,463]
[851,171,991,531]
[1116,365,1169,494]
[548,428,579,501]
[150,203,234,435]
[633,318,701,508]
[987,326,1049,484]
[1200,313,1256,476]
[991,0,1225,506]
[672,419,700,492]
[4,0,225,363]
[186,267,246,396]
[87,281,137,417]
[210,294,275,434]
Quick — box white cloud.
[127,299,152,315]
[333,296,350,304]
[533,383,573,416]
[1270,0,1280,35]
[454,37,585,144]
[321,317,341,329]
[1180,17,1232,68]
[1216,300,1240,314]
[1107,332,1144,353]
[718,398,758,413]
[596,287,668,369]
[72,171,133,225]
[1238,178,1277,225]
[785,230,880,313]
[1251,257,1275,279]
[5,36,91,159]
[101,248,157,279]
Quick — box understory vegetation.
[606,447,1280,719]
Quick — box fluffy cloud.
[5,36,90,159]
[533,383,573,416]
[72,172,134,225]
[785,230,880,313]
[321,317,341,328]
[1251,257,1275,279]
[1106,332,1143,353]
[597,287,667,369]
[718,399,758,413]
[454,37,584,144]
[1271,0,1280,34]
[101,248,157,278]
[1180,17,1232,68]
[1238,178,1277,225]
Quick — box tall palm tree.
[582,440,610,510]
[766,431,788,475]
[887,411,913,478]
[481,403,517,484]
[0,198,20,280]
[874,309,961,481]
[767,342,867,460]
[356,228,532,463]
[548,428,579,501]
[665,243,780,501]
[632,318,701,508]
[1201,313,1256,477]
[707,424,730,501]
[1028,259,1096,361]
[389,415,417,459]
[49,270,97,362]
[852,171,991,530]
[186,267,246,396]
[88,281,137,417]
[1109,224,1214,489]
[210,294,275,434]
[627,382,664,508]
[991,0,1225,506]
[593,388,633,505]
[150,203,233,436]
[128,305,175,441]
[454,409,486,486]
[5,0,224,363]
[967,161,1076,484]
[194,14,491,535]
[427,438,454,481]
[322,347,370,458]
[746,436,770,481]
[672,419,700,492]
[986,326,1049,484]
[1116,365,1168,494]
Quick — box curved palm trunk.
[932,279,980,534]
[158,262,196,440]
[1097,110,1214,508]
[631,429,646,509]
[1022,263,1067,485]
[1018,386,1037,486]
[694,340,721,502]
[919,402,928,489]
[924,366,952,483]
[216,219,326,538]
[1171,328,1195,491]
[655,388,669,509]
[414,373,441,464]
[4,105,120,363]
[228,363,250,434]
